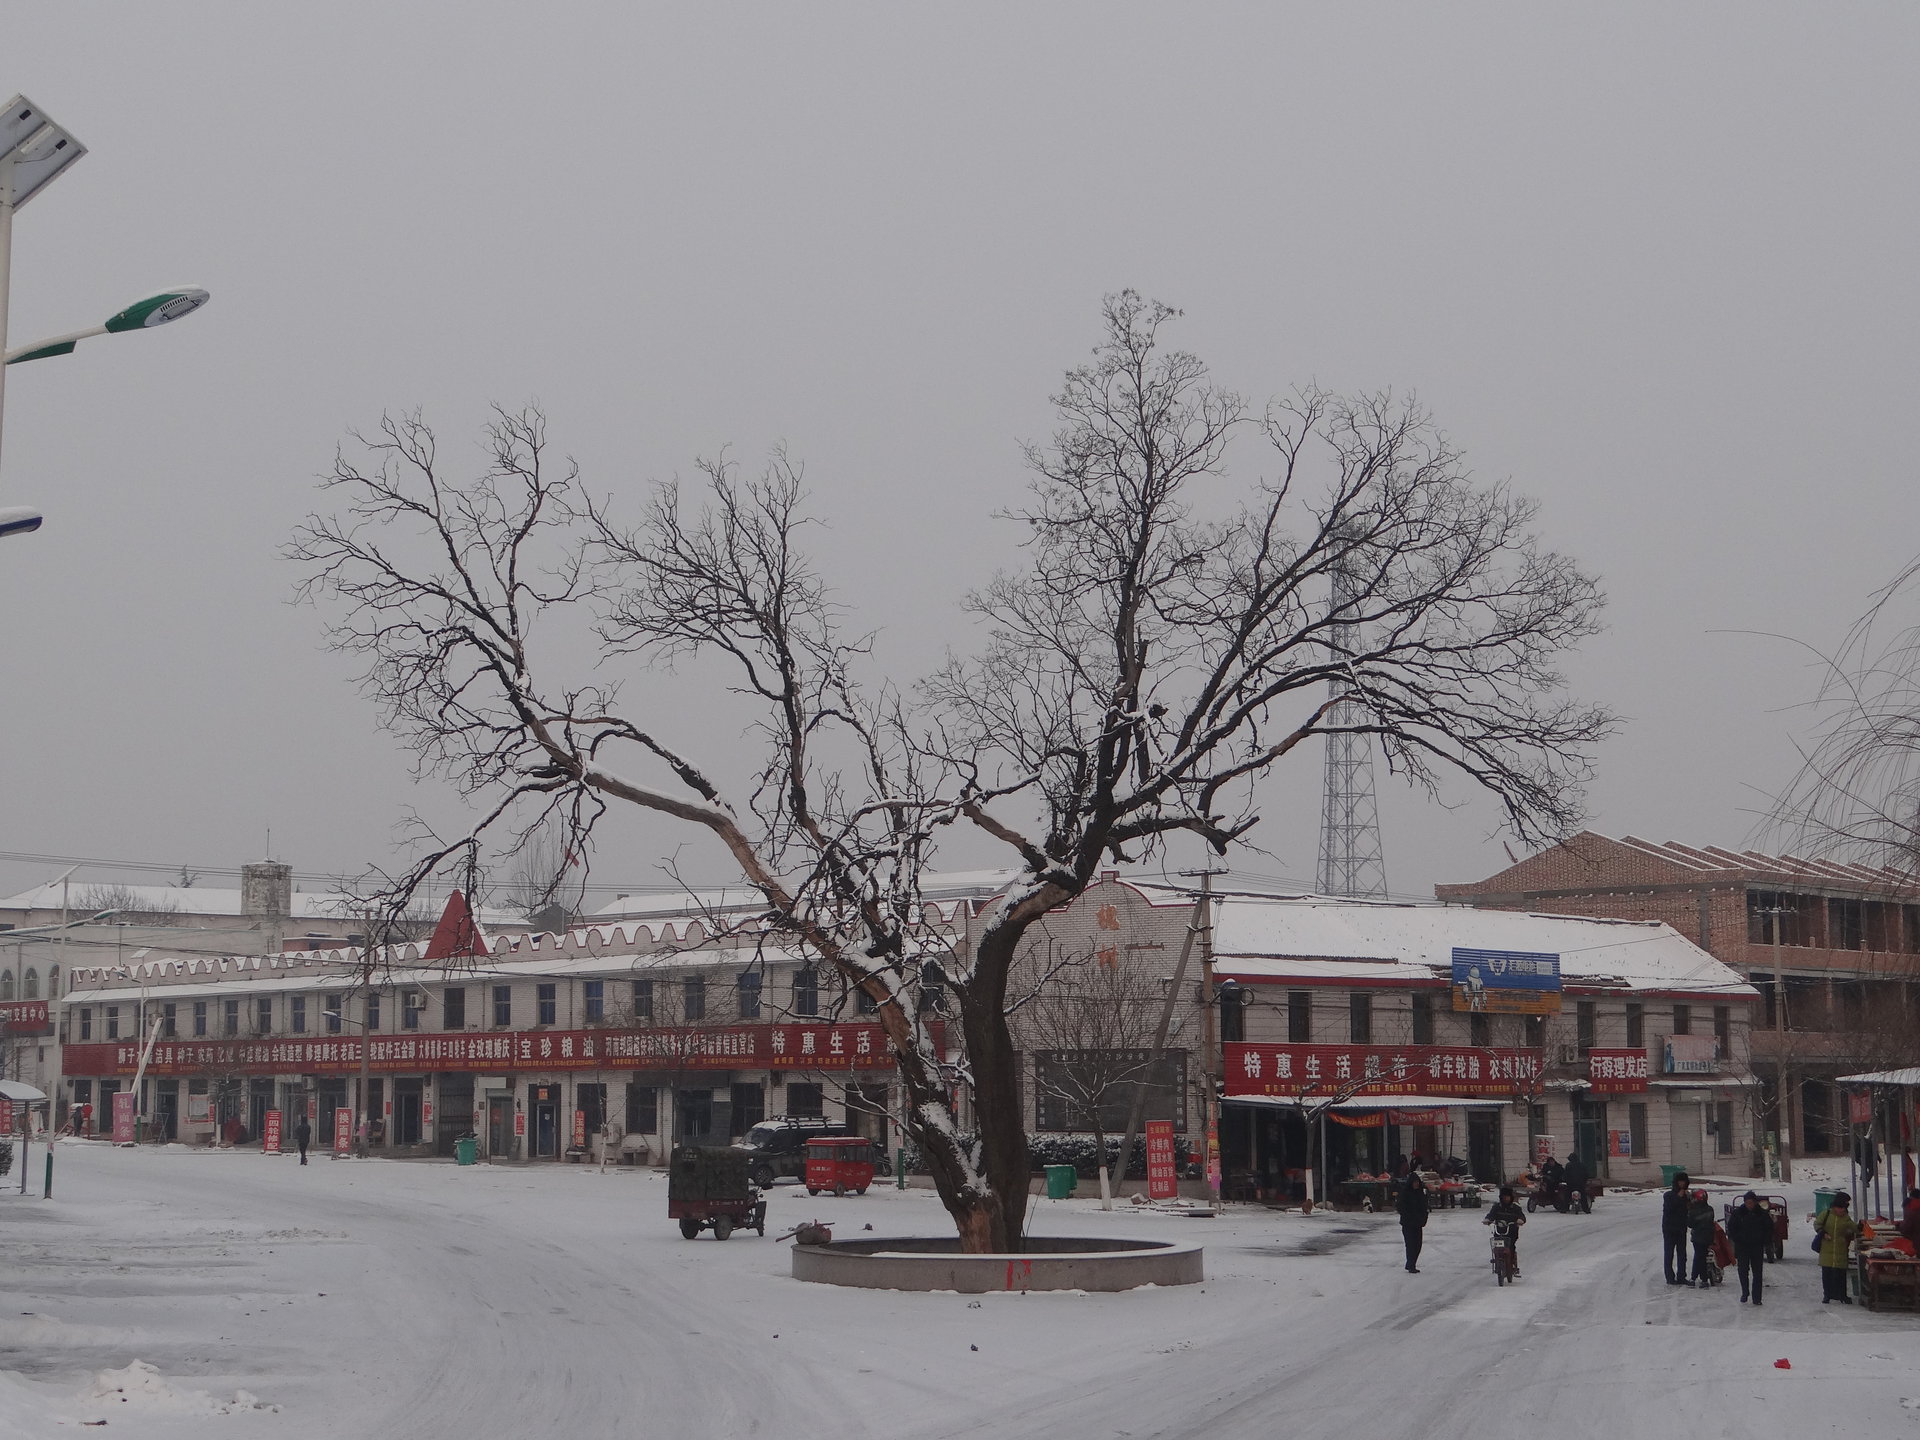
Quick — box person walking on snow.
[1815,1193,1858,1304]
[1398,1171,1431,1273]
[1661,1170,1692,1284]
[1727,1190,1771,1305]
[294,1115,312,1166]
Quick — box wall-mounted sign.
[1587,1048,1650,1094]
[334,1107,355,1155]
[1450,948,1562,1015]
[1663,1033,1717,1075]
[263,1110,282,1155]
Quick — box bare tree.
[291,293,1610,1252]
[1021,950,1175,1187]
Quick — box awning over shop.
[1223,1093,1510,1112]
[1838,1067,1920,1088]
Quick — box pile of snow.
[82,1360,278,1418]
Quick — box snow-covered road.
[3,1144,1917,1438]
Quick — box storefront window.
[625,1083,658,1134]
[1625,1002,1643,1048]
[224,999,240,1036]
[1287,990,1311,1042]
[632,978,653,1021]
[793,966,819,1017]
[736,971,761,1020]
[537,983,557,1026]
[162,1002,178,1039]
[442,987,466,1030]
[291,996,307,1034]
[78,1007,92,1041]
[1411,992,1434,1045]
[584,980,604,1023]
[787,1082,824,1118]
[324,996,341,1033]
[1349,993,1371,1045]
[255,996,272,1034]
[493,985,511,1027]
[683,977,705,1022]
[106,1006,120,1041]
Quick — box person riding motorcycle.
[1483,1185,1527,1273]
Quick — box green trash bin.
[1660,1164,1686,1189]
[455,1136,479,1167]
[1813,1188,1839,1218]
[1045,1164,1078,1199]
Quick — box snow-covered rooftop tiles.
[1209,894,1756,996]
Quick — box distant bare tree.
[1021,953,1172,1188]
[291,293,1611,1251]
[77,885,181,927]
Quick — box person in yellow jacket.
[1814,1192,1858,1305]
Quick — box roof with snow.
[1209,893,1756,997]
[590,869,1021,921]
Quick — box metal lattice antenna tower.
[1317,560,1388,898]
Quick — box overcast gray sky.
[3,5,1914,905]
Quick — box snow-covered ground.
[3,1143,1917,1438]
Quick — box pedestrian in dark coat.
[1397,1173,1431,1273]
[1661,1171,1692,1284]
[294,1116,312,1166]
[1726,1190,1772,1305]
[1563,1152,1590,1213]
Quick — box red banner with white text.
[1223,1043,1544,1098]
[60,1020,938,1079]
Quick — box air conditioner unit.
[1555,1044,1580,1065]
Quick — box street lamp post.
[0,95,209,531]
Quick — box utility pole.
[1193,872,1221,1208]
[1758,902,1794,1182]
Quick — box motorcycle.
[1489,1218,1520,1285]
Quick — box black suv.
[734,1116,855,1188]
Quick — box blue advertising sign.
[1450,948,1563,1015]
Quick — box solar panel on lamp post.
[0,96,87,483]
[0,97,211,540]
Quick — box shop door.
[487,1096,516,1160]
[437,1076,474,1156]
[674,1089,715,1145]
[1572,1098,1607,1177]
[531,1090,559,1157]
[1669,1103,1705,1173]
[1468,1110,1502,1184]
[248,1079,274,1144]
[154,1082,179,1142]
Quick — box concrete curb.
[791,1235,1205,1292]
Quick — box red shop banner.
[1587,1048,1649,1094]
[61,1019,934,1080]
[0,999,50,1034]
[1223,1043,1544,1098]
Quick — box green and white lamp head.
[103,288,210,333]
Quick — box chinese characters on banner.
[423,1099,434,1129]
[1587,1048,1649,1094]
[0,999,50,1033]
[1534,1132,1557,1164]
[1223,1043,1545,1098]
[58,1020,937,1079]
[334,1107,355,1155]
[514,1111,526,1137]
[1849,1090,1873,1125]
[0,1098,12,1134]
[572,1109,587,1149]
[110,1090,136,1145]
[1145,1120,1178,1200]
[263,1110,283,1155]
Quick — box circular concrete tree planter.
[791,1235,1204,1293]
